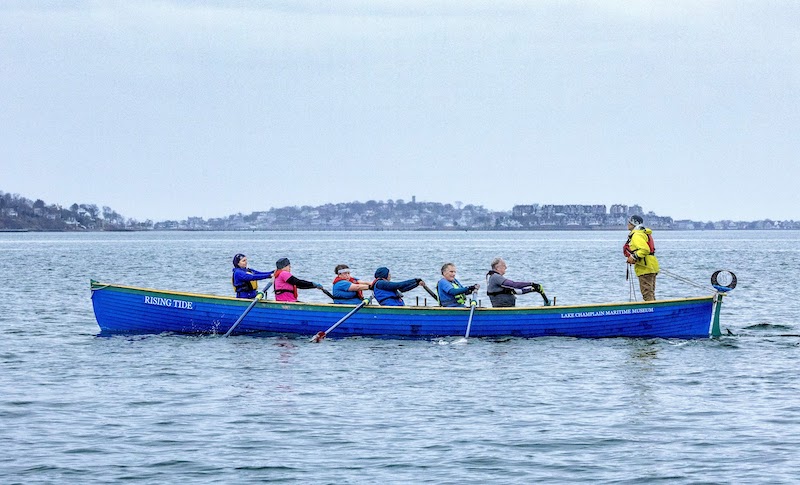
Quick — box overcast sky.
[2,1,798,222]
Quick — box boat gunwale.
[90,280,715,312]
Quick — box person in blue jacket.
[437,262,479,307]
[371,266,427,306]
[332,264,371,304]
[231,253,274,299]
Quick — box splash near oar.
[311,296,373,343]
[223,291,264,337]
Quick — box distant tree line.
[0,190,151,231]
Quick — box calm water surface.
[1,231,798,483]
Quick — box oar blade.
[310,296,372,343]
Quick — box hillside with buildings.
[0,191,151,231]
[2,190,796,231]
[156,199,793,231]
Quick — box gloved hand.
[314,283,323,289]
[532,283,544,294]
[415,278,423,284]
[467,285,477,293]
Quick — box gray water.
[1,231,798,483]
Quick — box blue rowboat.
[90,280,727,339]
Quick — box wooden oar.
[464,299,478,339]
[423,284,439,303]
[223,292,264,337]
[311,296,373,343]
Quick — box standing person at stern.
[623,215,660,301]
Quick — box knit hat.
[628,215,643,225]
[374,267,390,279]
[232,253,246,267]
[276,257,291,269]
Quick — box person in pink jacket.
[272,257,322,302]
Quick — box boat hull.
[90,281,716,339]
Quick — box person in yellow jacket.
[623,214,660,301]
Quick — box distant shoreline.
[4,192,797,231]
[2,226,796,233]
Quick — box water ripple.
[2,231,800,483]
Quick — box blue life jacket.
[372,278,405,306]
[232,268,258,298]
[438,278,467,307]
